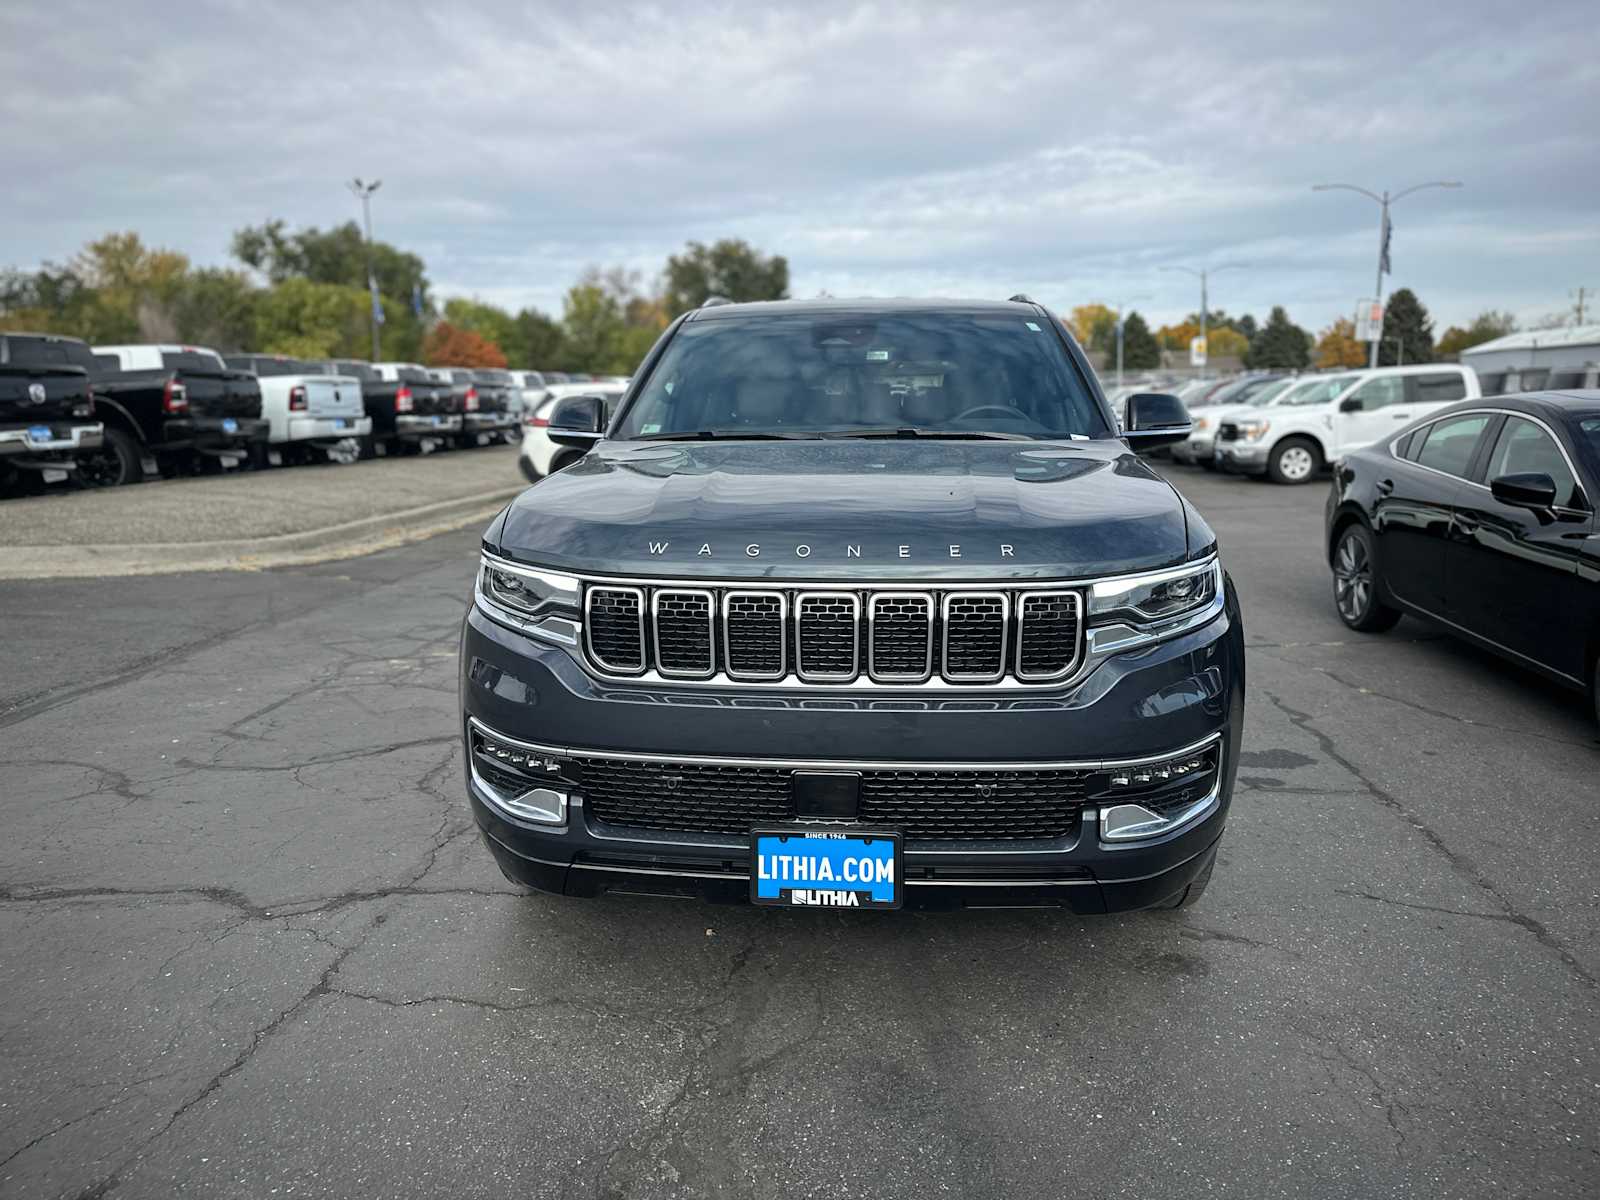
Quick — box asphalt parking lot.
[1,464,1595,1200]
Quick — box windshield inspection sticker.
[1025,321,1042,331]
[641,422,662,434]
[866,349,889,361]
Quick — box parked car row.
[1155,361,1599,485]
[0,330,536,496]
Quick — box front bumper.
[1170,435,1215,464]
[0,423,104,467]
[1215,442,1268,475]
[283,415,372,444]
[395,414,463,439]
[459,583,1245,912]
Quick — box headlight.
[1088,558,1222,628]
[1193,416,1210,432]
[1236,419,1270,441]
[476,558,582,647]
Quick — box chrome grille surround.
[794,592,860,682]
[584,586,646,674]
[722,590,787,680]
[1014,592,1083,681]
[868,592,934,683]
[940,592,1008,683]
[651,588,715,679]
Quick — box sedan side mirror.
[1490,472,1558,510]
[1339,396,1364,413]
[548,395,606,448]
[1122,393,1191,449]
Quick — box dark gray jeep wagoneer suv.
[459,297,1244,912]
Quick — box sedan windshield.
[612,311,1110,440]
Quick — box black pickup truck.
[460,297,1245,914]
[85,343,269,480]
[318,360,461,455]
[0,333,104,492]
[466,368,522,446]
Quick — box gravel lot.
[1,463,1595,1199]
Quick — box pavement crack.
[1264,689,1596,990]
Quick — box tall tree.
[513,309,568,370]
[1436,310,1516,359]
[1205,327,1249,362]
[662,240,788,315]
[1067,303,1117,353]
[1315,318,1367,368]
[252,278,370,359]
[1120,311,1161,369]
[1246,306,1312,369]
[232,219,432,316]
[1378,288,1434,365]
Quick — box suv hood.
[492,440,1198,580]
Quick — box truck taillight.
[162,378,189,414]
[527,414,549,427]
[288,385,308,412]
[395,385,414,413]
[465,386,480,413]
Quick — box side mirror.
[1339,396,1364,413]
[1122,393,1191,449]
[1490,472,1557,510]
[548,395,606,448]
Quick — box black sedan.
[1325,391,1600,721]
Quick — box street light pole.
[1160,264,1245,380]
[1112,293,1151,390]
[1312,180,1461,368]
[347,178,383,361]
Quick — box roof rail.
[1007,293,1038,305]
[700,295,733,308]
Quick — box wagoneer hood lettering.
[491,440,1198,579]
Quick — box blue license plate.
[333,418,348,429]
[430,415,441,426]
[27,425,52,443]
[752,830,901,909]
[221,418,238,434]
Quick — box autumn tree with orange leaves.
[421,321,507,368]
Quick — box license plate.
[751,829,902,909]
[27,425,52,443]
[219,454,240,468]
[43,468,68,484]
[221,418,238,434]
[333,418,348,430]
[430,415,441,426]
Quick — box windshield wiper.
[634,430,818,441]
[816,427,1033,441]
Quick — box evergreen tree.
[1120,311,1160,369]
[1378,288,1435,365]
[1245,306,1312,369]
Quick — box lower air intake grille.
[575,756,1089,840]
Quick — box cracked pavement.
[1,466,1597,1199]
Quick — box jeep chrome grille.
[582,582,1082,687]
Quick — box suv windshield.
[612,310,1109,440]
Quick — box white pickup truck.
[1213,364,1481,483]
[224,353,371,465]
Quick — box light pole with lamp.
[347,178,383,362]
[1160,264,1246,380]
[1311,180,1461,368]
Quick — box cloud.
[3,0,1596,334]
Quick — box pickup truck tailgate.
[0,365,94,424]
[181,369,264,419]
[302,376,366,419]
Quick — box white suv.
[1214,364,1481,484]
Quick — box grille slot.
[652,589,715,678]
[941,592,1008,681]
[585,586,645,673]
[576,755,1088,840]
[722,591,786,679]
[868,593,933,682]
[1015,592,1081,680]
[795,592,859,681]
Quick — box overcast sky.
[4,0,1596,334]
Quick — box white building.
[1460,324,1600,393]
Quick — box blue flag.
[369,275,385,326]
[411,283,424,318]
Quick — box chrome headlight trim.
[475,554,583,647]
